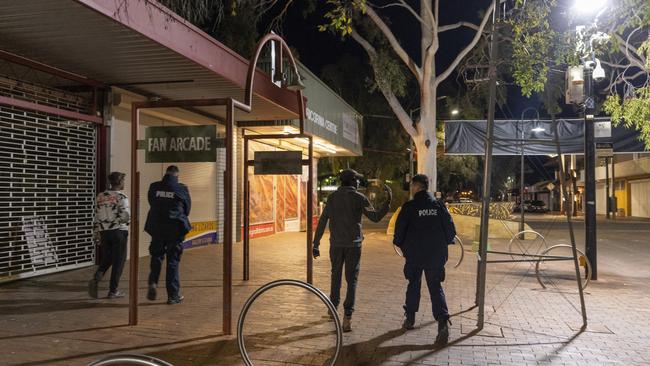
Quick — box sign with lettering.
[254,151,303,175]
[145,125,216,163]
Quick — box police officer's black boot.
[402,305,415,330]
[435,316,451,346]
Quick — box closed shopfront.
[0,76,96,281]
[630,179,650,218]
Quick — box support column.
[476,0,500,330]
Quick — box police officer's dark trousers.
[329,246,361,316]
[403,261,449,321]
[148,237,184,299]
[94,229,128,293]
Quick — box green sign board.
[145,125,217,163]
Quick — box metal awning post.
[475,0,500,330]
[129,103,141,326]
[307,136,314,284]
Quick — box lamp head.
[592,58,606,82]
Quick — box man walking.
[145,165,191,305]
[313,169,392,332]
[89,172,130,299]
[393,174,456,345]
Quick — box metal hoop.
[451,235,465,268]
[237,279,342,366]
[535,244,592,290]
[508,230,548,260]
[87,354,173,366]
[394,235,464,268]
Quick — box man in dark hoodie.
[393,174,456,345]
[313,169,392,332]
[144,165,191,305]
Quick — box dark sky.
[276,1,555,181]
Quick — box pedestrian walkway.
[1,218,650,365]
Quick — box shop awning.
[0,0,301,121]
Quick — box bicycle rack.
[87,354,173,366]
[535,244,592,290]
[394,235,465,268]
[507,230,548,260]
[237,279,342,366]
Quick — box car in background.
[514,200,549,213]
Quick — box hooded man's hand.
[383,184,393,202]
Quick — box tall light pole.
[518,108,540,238]
[573,0,608,281]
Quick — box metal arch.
[508,230,549,260]
[87,354,173,366]
[245,34,305,126]
[394,236,465,268]
[237,279,342,366]
[535,244,592,290]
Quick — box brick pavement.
[1,217,649,366]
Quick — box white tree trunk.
[414,118,438,193]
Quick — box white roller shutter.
[630,179,650,218]
[596,183,606,215]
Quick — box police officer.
[393,174,456,345]
[313,169,392,332]
[144,165,191,305]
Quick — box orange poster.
[285,175,299,219]
[250,175,274,224]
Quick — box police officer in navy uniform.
[393,174,456,345]
[144,165,192,305]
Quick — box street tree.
[319,0,496,192]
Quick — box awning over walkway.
[445,118,649,155]
[0,0,301,121]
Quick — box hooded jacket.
[144,174,192,240]
[313,185,390,248]
[393,191,456,270]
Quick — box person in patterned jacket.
[88,172,130,299]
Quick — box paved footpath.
[1,215,649,366]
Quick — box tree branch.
[438,21,482,33]
[350,29,417,137]
[614,32,647,69]
[365,6,422,81]
[369,1,426,28]
[435,1,494,87]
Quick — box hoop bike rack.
[535,244,592,290]
[394,235,464,268]
[237,279,343,366]
[88,354,173,366]
[508,230,548,260]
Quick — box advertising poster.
[285,176,299,219]
[182,221,217,249]
[275,176,285,232]
[250,175,274,224]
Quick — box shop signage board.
[594,121,612,138]
[254,151,303,175]
[145,125,217,163]
[596,142,614,158]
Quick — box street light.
[451,108,459,116]
[518,107,541,238]
[572,0,608,15]
[572,0,608,281]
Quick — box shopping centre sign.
[144,125,217,163]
